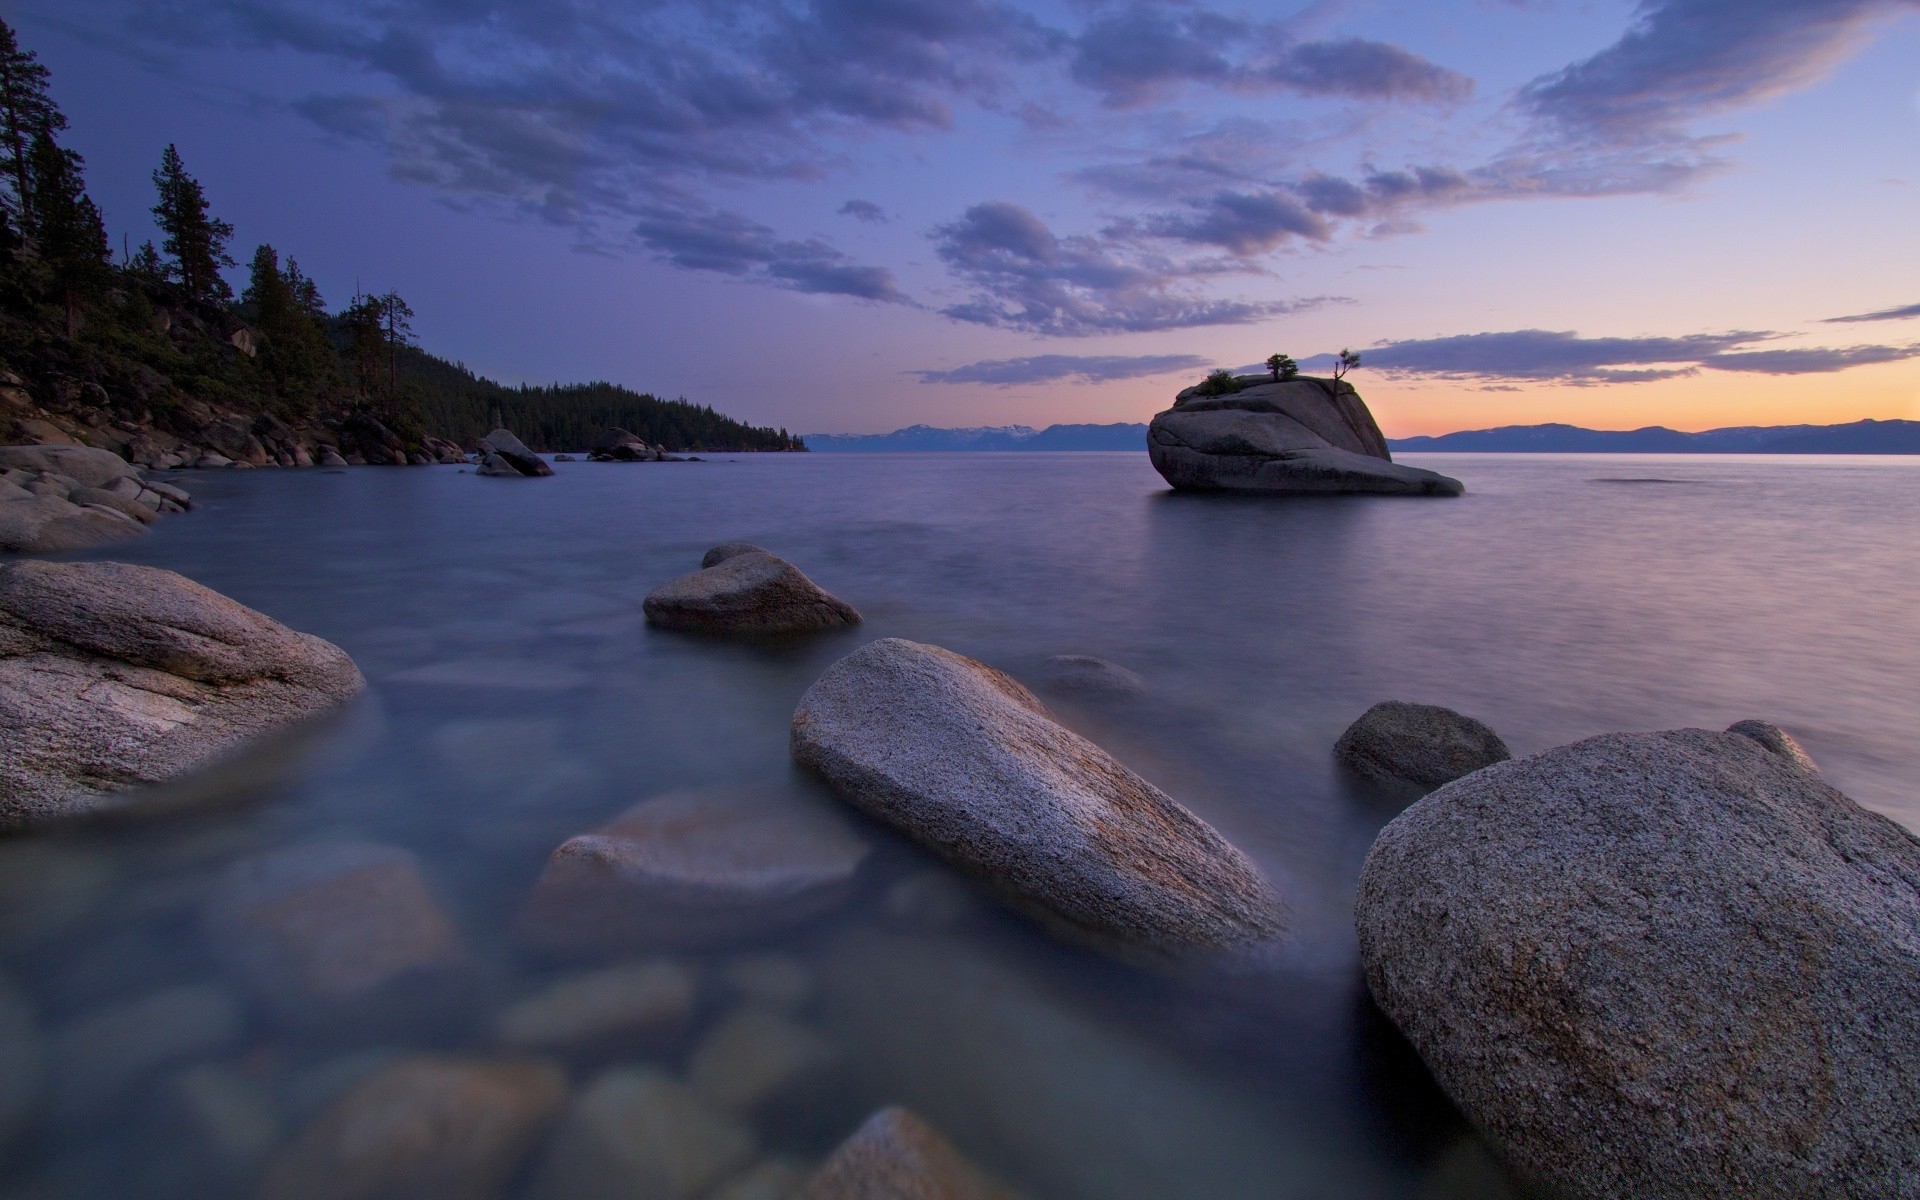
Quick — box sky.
[12,0,1920,436]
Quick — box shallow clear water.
[2,451,1916,1198]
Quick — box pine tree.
[0,19,64,234]
[28,131,109,337]
[151,143,234,303]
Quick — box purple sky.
[16,0,1920,434]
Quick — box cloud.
[837,198,888,223]
[1143,190,1331,254]
[1354,328,1920,382]
[1068,6,1469,108]
[914,353,1212,385]
[932,201,1328,335]
[633,206,907,301]
[1519,0,1918,139]
[1824,301,1920,324]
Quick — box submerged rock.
[1333,701,1511,791]
[0,975,42,1149]
[256,1056,568,1200]
[475,429,553,477]
[790,638,1285,954]
[517,789,870,957]
[1037,654,1147,699]
[1147,378,1462,496]
[205,840,468,1028]
[797,1107,1019,1200]
[1356,727,1920,1199]
[527,1067,757,1200]
[644,550,860,635]
[688,1007,838,1113]
[50,983,242,1120]
[493,960,696,1055]
[0,561,365,830]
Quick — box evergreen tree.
[151,143,234,303]
[28,131,109,337]
[125,239,165,284]
[242,243,335,412]
[341,290,387,404]
[0,19,63,234]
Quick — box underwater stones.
[475,429,553,477]
[1355,727,1920,1199]
[256,1056,568,1200]
[49,983,242,1120]
[1036,655,1146,699]
[791,638,1285,954]
[204,841,468,1028]
[688,1007,838,1113]
[1146,378,1463,497]
[644,551,860,636]
[0,976,42,1148]
[0,560,365,830]
[527,1067,757,1200]
[797,1107,1019,1200]
[1334,701,1511,792]
[517,789,870,957]
[493,960,697,1055]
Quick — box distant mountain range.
[805,418,1920,454]
[1388,419,1920,454]
[802,423,1148,451]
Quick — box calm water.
[3,451,1917,1198]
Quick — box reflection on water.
[2,451,1917,1198]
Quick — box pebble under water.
[3,450,1917,1199]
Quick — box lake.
[3,451,1916,1198]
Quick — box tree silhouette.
[151,144,235,303]
[1332,348,1362,388]
[0,19,64,235]
[1265,353,1298,382]
[27,131,108,336]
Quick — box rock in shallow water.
[1355,726,1920,1199]
[0,560,365,830]
[1037,654,1147,699]
[790,638,1285,954]
[517,789,870,957]
[644,550,860,635]
[1147,378,1462,497]
[1333,701,1511,792]
[475,429,553,477]
[797,1107,1019,1200]
[527,1067,757,1200]
[256,1056,567,1200]
[493,960,696,1055]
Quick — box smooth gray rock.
[1334,701,1511,791]
[1038,654,1147,699]
[493,961,696,1055]
[1355,727,1920,1199]
[0,560,366,829]
[688,1007,838,1113]
[1147,378,1463,496]
[478,428,553,477]
[68,486,155,524]
[0,445,140,489]
[1727,718,1820,773]
[701,541,770,569]
[517,788,870,956]
[0,492,145,552]
[644,551,860,635]
[527,1067,757,1200]
[205,840,468,1027]
[791,638,1285,954]
[796,1107,1019,1200]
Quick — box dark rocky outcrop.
[1147,377,1463,496]
[517,789,871,957]
[1355,726,1920,1198]
[791,638,1286,954]
[1334,701,1511,791]
[588,427,667,462]
[476,428,553,477]
[0,560,363,829]
[644,549,860,635]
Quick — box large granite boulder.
[1147,377,1462,496]
[0,444,188,552]
[517,788,871,956]
[1334,701,1511,791]
[475,428,553,477]
[797,1107,1020,1200]
[0,561,365,829]
[0,444,142,488]
[1355,725,1920,1198]
[791,638,1285,954]
[644,549,860,635]
[588,428,664,462]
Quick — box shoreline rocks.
[476,428,554,477]
[1355,725,1920,1198]
[0,560,364,830]
[1147,377,1463,497]
[517,789,871,957]
[1334,701,1511,791]
[790,638,1286,954]
[588,428,676,462]
[0,445,192,553]
[644,547,860,636]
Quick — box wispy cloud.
[913,353,1212,385]
[633,205,907,302]
[1353,328,1920,383]
[1824,300,1920,324]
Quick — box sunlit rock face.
[1147,377,1464,496]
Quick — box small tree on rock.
[1332,348,1362,390]
[1265,353,1298,382]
